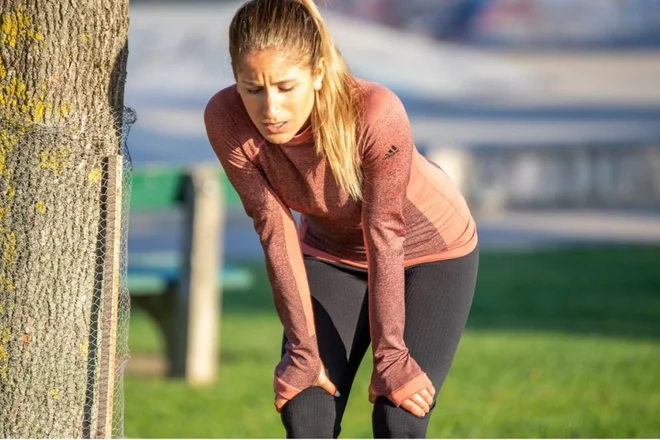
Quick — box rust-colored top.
[204,79,478,405]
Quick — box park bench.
[128,165,250,385]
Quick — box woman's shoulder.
[355,78,397,105]
[354,78,407,126]
[204,84,261,158]
[204,84,243,122]
[204,84,258,142]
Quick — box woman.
[204,0,479,437]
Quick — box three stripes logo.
[384,145,399,159]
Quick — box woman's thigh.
[280,257,371,437]
[403,247,479,384]
[282,256,372,393]
[372,247,479,438]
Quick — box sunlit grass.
[124,246,660,438]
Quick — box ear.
[312,58,326,91]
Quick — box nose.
[262,90,281,119]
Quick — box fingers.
[419,387,434,407]
[400,397,427,418]
[399,387,436,418]
[315,367,340,397]
[411,392,431,414]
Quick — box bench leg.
[177,168,223,385]
[130,286,181,377]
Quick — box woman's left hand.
[275,366,338,412]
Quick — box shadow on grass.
[222,245,660,341]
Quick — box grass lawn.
[123,246,660,438]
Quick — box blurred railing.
[427,142,660,212]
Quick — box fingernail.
[334,390,340,397]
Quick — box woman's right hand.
[275,366,339,413]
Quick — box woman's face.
[235,49,324,144]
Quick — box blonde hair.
[229,0,364,200]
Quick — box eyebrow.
[240,78,297,86]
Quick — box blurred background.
[122,0,660,438]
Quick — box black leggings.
[280,247,479,438]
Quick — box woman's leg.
[372,247,479,438]
[281,257,371,438]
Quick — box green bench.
[128,165,248,385]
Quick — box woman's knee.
[372,397,433,439]
[280,387,342,438]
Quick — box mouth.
[263,121,288,133]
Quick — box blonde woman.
[204,0,479,437]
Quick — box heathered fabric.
[204,79,478,405]
[280,250,479,438]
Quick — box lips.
[263,121,288,134]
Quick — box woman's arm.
[361,88,434,407]
[204,96,324,405]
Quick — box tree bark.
[0,1,129,438]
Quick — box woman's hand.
[398,385,435,418]
[369,384,436,418]
[275,366,339,413]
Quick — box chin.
[263,132,294,145]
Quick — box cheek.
[295,89,315,117]
[241,96,261,120]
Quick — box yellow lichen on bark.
[88,168,102,184]
[79,342,88,358]
[0,127,23,177]
[2,231,16,267]
[0,274,12,292]
[59,101,72,118]
[0,76,53,124]
[0,324,9,345]
[35,201,46,214]
[39,148,72,175]
[0,6,43,48]
[0,55,6,80]
[0,325,10,381]
[0,7,69,124]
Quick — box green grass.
[123,245,660,438]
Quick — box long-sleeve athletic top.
[204,79,478,407]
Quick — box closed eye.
[245,85,295,94]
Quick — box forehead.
[236,49,310,81]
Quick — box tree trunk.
[0,1,130,438]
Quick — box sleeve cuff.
[274,376,302,400]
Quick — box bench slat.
[131,168,185,211]
[128,265,254,296]
[130,168,243,211]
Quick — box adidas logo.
[384,145,399,159]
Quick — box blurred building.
[327,0,660,47]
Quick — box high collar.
[281,123,314,147]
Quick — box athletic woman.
[204,0,479,437]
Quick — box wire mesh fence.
[0,108,136,438]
